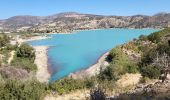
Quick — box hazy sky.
[0,0,170,19]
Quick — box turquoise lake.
[29,28,159,82]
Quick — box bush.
[156,42,170,56]
[11,56,37,72]
[84,78,95,88]
[0,34,10,47]
[11,43,37,72]
[0,79,47,100]
[140,65,160,79]
[148,28,170,43]
[140,42,170,66]
[99,47,139,81]
[126,63,139,73]
[98,66,117,81]
[139,41,170,80]
[16,43,35,58]
[140,48,157,66]
[49,78,93,95]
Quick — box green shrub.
[84,78,95,88]
[99,47,139,81]
[16,43,35,58]
[98,66,117,81]
[0,79,47,100]
[140,42,170,66]
[49,78,90,95]
[148,28,170,43]
[126,63,139,73]
[11,43,37,72]
[156,42,170,56]
[11,56,37,72]
[0,33,10,47]
[140,65,160,79]
[49,78,95,95]
[140,48,157,66]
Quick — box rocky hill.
[0,12,170,32]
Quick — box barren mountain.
[0,12,169,32]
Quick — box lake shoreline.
[26,28,159,82]
[69,52,110,79]
[42,27,162,34]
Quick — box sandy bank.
[34,46,50,83]
[17,35,50,45]
[69,52,110,79]
[24,35,49,42]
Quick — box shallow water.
[29,28,159,81]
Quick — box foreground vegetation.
[11,43,37,72]
[0,79,48,100]
[0,34,46,99]
[0,27,170,99]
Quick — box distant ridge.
[0,12,169,32]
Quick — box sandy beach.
[69,52,110,79]
[34,46,50,83]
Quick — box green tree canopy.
[16,43,35,58]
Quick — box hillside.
[0,12,170,33]
[107,28,170,100]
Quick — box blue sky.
[0,0,170,19]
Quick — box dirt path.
[8,51,15,65]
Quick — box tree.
[152,52,170,82]
[16,43,35,58]
[0,34,10,47]
[98,66,115,81]
[140,65,160,79]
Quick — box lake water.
[29,28,159,82]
